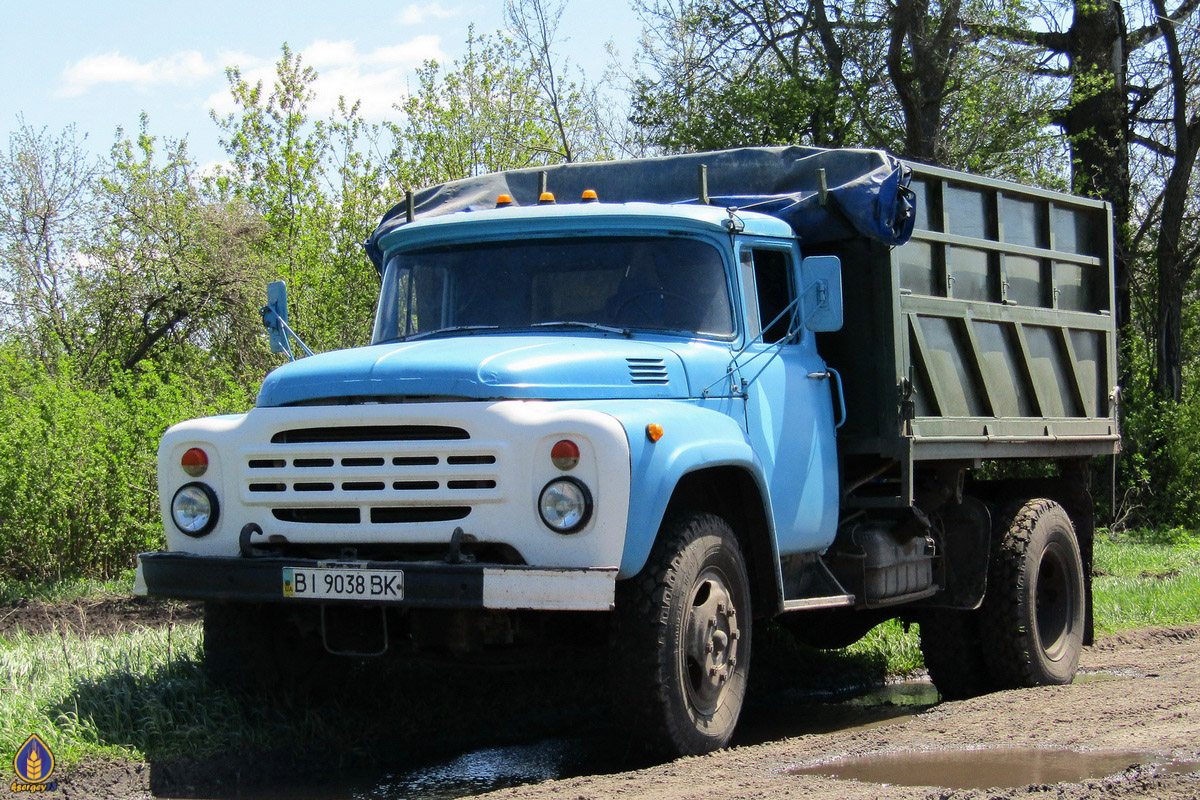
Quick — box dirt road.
[476,626,1200,800]
[53,624,1200,799]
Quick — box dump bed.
[817,164,1118,507]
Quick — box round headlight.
[538,478,593,534]
[171,482,219,537]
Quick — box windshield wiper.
[530,321,632,337]
[402,325,502,342]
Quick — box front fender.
[590,400,767,578]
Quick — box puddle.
[846,680,941,707]
[360,740,615,800]
[1074,671,1121,684]
[791,747,1200,789]
[735,680,939,746]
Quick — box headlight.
[538,478,593,534]
[171,482,219,537]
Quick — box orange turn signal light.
[646,424,664,442]
[181,447,209,477]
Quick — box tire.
[918,609,995,700]
[613,511,752,756]
[980,499,1085,688]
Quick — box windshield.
[372,236,734,343]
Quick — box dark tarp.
[365,146,915,270]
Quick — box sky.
[0,0,643,168]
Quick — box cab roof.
[372,200,794,260]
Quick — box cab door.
[736,242,840,555]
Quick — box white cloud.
[205,37,444,120]
[193,159,233,180]
[395,3,462,26]
[58,50,218,97]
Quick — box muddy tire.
[980,499,1085,688]
[918,609,994,700]
[614,512,751,756]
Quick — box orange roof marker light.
[538,191,556,204]
[581,189,599,202]
[496,194,514,207]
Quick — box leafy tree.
[88,118,271,377]
[391,27,564,186]
[213,45,385,352]
[627,0,1062,178]
[0,122,98,366]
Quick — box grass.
[1092,530,1200,633]
[0,623,208,765]
[1,530,1197,772]
[0,569,136,605]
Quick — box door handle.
[808,369,846,429]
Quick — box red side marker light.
[551,439,580,470]
[181,447,209,477]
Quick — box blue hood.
[256,336,704,406]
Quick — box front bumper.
[135,552,616,612]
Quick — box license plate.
[282,566,404,600]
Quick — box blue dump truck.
[136,147,1118,756]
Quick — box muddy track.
[50,624,1200,799]
[0,595,201,637]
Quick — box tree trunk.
[1062,0,1131,334]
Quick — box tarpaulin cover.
[364,146,915,270]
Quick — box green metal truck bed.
[818,164,1118,506]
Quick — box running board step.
[779,553,856,611]
[782,594,855,611]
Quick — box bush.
[0,354,251,581]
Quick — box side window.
[749,249,795,344]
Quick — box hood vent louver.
[627,358,669,385]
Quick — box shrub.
[0,354,251,581]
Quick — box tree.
[1141,0,1200,401]
[213,45,384,352]
[87,119,270,376]
[504,0,614,163]
[391,27,565,186]
[0,122,97,365]
[627,0,1063,178]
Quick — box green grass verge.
[1092,531,1200,634]
[1,623,209,765]
[0,569,136,605]
[1,532,1198,770]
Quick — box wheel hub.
[1035,541,1074,660]
[683,567,741,715]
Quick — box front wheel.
[614,511,752,756]
[980,498,1085,687]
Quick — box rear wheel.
[918,609,994,700]
[981,499,1085,687]
[614,511,752,756]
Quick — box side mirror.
[799,255,843,332]
[262,281,290,354]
